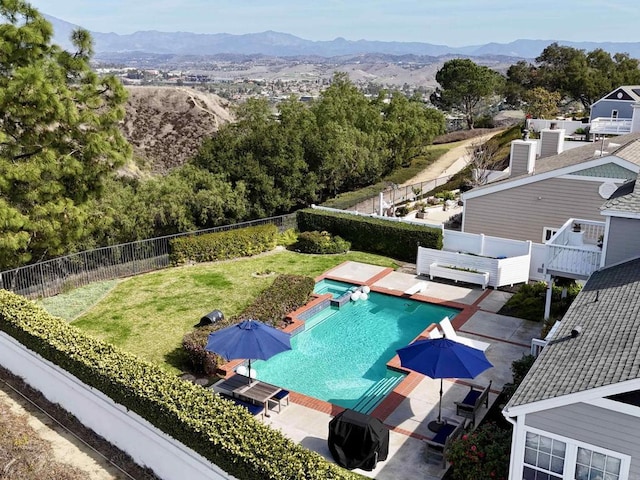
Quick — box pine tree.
[0,0,131,268]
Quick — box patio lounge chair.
[431,317,491,351]
[423,419,466,468]
[454,381,492,426]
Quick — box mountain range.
[44,14,640,60]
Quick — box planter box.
[429,263,490,289]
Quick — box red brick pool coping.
[218,262,510,440]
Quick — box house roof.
[593,86,640,105]
[506,257,640,410]
[463,133,640,200]
[601,178,640,214]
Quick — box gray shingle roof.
[528,133,640,177]
[602,178,640,213]
[468,133,640,195]
[507,257,640,409]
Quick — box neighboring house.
[502,257,640,480]
[503,179,640,480]
[461,132,640,244]
[590,86,640,135]
[599,178,640,267]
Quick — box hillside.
[121,86,233,173]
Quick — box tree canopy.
[505,43,640,112]
[0,1,131,268]
[193,73,446,216]
[430,59,503,129]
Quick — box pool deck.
[254,262,539,479]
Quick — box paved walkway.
[262,262,540,480]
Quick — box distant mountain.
[43,14,640,59]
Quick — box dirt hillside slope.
[122,86,233,173]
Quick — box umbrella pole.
[438,378,443,424]
[247,359,252,384]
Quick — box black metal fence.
[0,214,296,299]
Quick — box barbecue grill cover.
[328,409,389,471]
[195,309,224,327]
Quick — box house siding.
[591,99,635,120]
[525,403,640,478]
[605,217,640,266]
[464,177,616,242]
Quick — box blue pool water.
[313,278,354,298]
[253,284,460,412]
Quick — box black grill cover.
[194,310,224,327]
[328,409,389,471]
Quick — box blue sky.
[28,0,638,46]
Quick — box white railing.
[590,117,632,134]
[545,218,604,279]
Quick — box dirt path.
[400,130,505,187]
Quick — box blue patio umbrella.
[205,319,291,383]
[396,337,492,430]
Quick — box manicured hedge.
[0,290,364,480]
[183,274,315,374]
[297,209,442,262]
[169,224,278,264]
[295,231,351,254]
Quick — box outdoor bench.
[424,420,466,468]
[221,393,265,419]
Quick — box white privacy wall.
[0,332,236,480]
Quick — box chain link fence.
[0,214,296,299]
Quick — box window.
[523,432,566,480]
[575,447,621,480]
[611,110,618,119]
[543,227,559,243]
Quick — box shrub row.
[0,290,364,480]
[182,274,315,374]
[296,208,442,262]
[295,231,351,254]
[169,224,278,264]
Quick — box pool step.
[352,374,404,414]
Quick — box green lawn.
[68,249,399,374]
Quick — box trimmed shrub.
[296,209,442,262]
[0,290,364,480]
[498,281,582,322]
[182,274,315,374]
[447,422,510,480]
[295,231,351,254]
[169,224,278,264]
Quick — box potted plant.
[415,202,428,219]
[597,234,604,249]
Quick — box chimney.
[540,128,565,158]
[631,102,640,134]
[509,140,536,177]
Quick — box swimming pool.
[313,278,354,298]
[253,281,460,413]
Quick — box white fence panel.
[529,243,548,282]
[417,247,530,288]
[442,231,530,258]
[0,332,235,480]
[527,119,585,135]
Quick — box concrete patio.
[261,262,540,479]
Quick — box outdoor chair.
[433,316,491,351]
[454,380,492,426]
[423,419,466,468]
[268,389,290,412]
